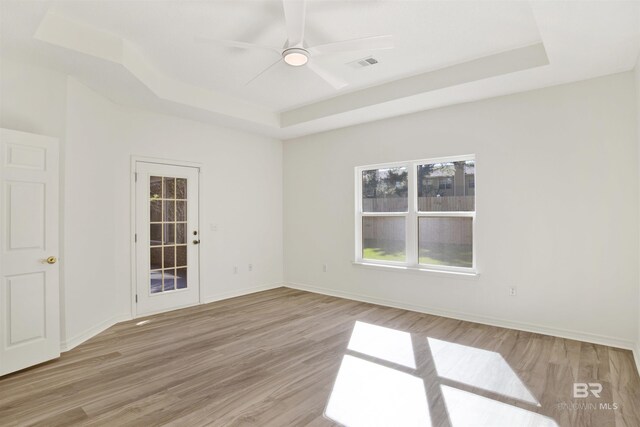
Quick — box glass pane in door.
[176,268,187,289]
[149,175,189,293]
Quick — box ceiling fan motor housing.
[283,48,309,66]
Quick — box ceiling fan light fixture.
[283,48,309,66]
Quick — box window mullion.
[417,212,475,218]
[406,163,418,267]
[360,212,407,217]
[355,167,362,262]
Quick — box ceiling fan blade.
[245,58,283,86]
[194,36,280,53]
[282,0,306,47]
[307,60,347,90]
[308,35,394,56]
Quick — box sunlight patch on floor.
[428,337,539,405]
[440,385,558,427]
[325,355,430,427]
[348,321,416,368]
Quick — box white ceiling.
[1,0,639,139]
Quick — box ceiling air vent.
[348,56,379,69]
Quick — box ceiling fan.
[195,0,394,89]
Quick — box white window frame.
[355,154,476,274]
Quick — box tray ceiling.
[1,0,639,139]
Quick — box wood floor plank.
[0,287,638,427]
[608,347,640,427]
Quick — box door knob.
[193,240,200,245]
[46,256,57,264]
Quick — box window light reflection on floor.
[347,321,416,368]
[325,355,431,427]
[325,321,556,426]
[428,337,539,405]
[440,385,558,427]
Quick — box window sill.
[352,261,479,279]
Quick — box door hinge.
[135,294,138,303]
[135,172,138,182]
[135,233,137,243]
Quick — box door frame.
[130,156,203,319]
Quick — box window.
[356,155,475,273]
[438,177,453,191]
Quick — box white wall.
[64,78,122,343]
[284,72,638,348]
[1,58,283,348]
[635,56,640,365]
[66,79,283,332]
[109,89,283,317]
[0,60,67,138]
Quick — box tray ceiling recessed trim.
[30,9,550,136]
[34,11,279,128]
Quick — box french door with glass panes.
[135,162,200,316]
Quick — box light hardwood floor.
[1,287,639,427]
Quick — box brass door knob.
[193,240,200,245]
[46,256,57,264]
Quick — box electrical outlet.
[509,287,517,296]
[233,266,238,274]
[248,264,253,272]
[322,264,327,273]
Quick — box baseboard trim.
[60,313,130,352]
[59,282,637,368]
[202,283,283,304]
[60,284,283,353]
[285,282,636,351]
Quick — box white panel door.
[0,128,60,376]
[135,162,200,317]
